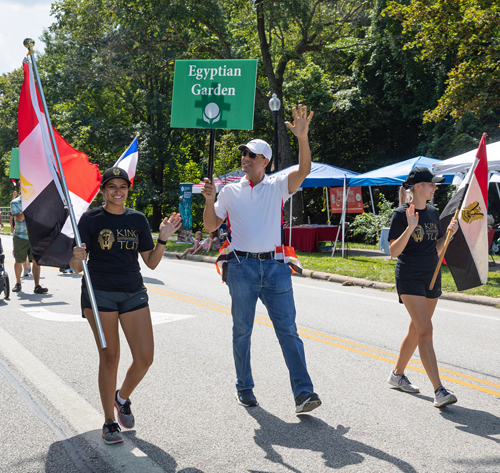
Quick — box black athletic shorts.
[396,271,441,304]
[81,285,149,315]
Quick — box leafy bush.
[350,193,395,244]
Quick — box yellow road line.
[149,284,500,396]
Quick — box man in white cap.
[202,104,321,414]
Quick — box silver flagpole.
[24,39,107,349]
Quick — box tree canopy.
[385,0,500,122]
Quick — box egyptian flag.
[113,136,138,187]
[440,133,489,291]
[18,61,101,267]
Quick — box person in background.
[202,104,321,414]
[70,167,182,445]
[387,166,458,408]
[176,231,203,259]
[10,193,47,294]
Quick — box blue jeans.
[225,255,314,397]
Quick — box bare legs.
[177,240,201,259]
[396,295,442,390]
[84,306,154,421]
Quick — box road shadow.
[12,292,53,302]
[45,429,205,473]
[246,407,417,472]
[439,403,500,443]
[143,277,166,286]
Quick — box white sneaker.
[434,386,457,407]
[388,370,420,393]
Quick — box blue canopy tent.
[271,162,359,255]
[272,161,359,188]
[349,156,454,187]
[349,156,455,255]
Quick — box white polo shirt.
[214,174,292,253]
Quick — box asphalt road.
[1,236,499,473]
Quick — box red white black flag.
[440,134,489,291]
[18,61,101,267]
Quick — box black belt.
[235,250,274,260]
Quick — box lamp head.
[269,93,281,112]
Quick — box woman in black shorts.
[386,167,458,408]
[70,167,182,444]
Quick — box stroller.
[0,237,10,299]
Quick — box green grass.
[162,236,500,300]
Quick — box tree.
[0,69,23,206]
[385,0,500,122]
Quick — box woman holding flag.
[386,166,459,408]
[70,167,182,444]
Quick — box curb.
[165,251,500,308]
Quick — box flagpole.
[429,208,460,290]
[429,157,480,291]
[23,39,107,349]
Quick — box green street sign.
[170,59,257,130]
[9,148,20,179]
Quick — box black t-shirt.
[78,207,155,292]
[388,203,444,278]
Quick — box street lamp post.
[269,93,281,171]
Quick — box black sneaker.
[115,390,135,428]
[12,283,21,293]
[236,389,258,407]
[34,285,48,294]
[295,392,322,414]
[102,419,123,445]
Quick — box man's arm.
[201,178,223,232]
[15,212,25,222]
[285,104,314,194]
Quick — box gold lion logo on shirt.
[461,201,483,224]
[411,225,424,243]
[98,229,115,250]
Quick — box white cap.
[238,139,272,160]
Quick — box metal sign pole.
[208,128,216,184]
[24,38,106,349]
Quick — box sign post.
[171,59,258,182]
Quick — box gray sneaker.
[102,419,123,445]
[388,371,420,393]
[115,390,135,428]
[434,386,457,408]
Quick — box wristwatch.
[157,238,167,245]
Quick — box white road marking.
[150,312,194,325]
[19,308,195,325]
[20,307,85,322]
[0,327,166,472]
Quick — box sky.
[0,0,55,75]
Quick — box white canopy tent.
[431,140,500,194]
[432,140,500,174]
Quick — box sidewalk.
[165,248,500,308]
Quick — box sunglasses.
[241,150,257,159]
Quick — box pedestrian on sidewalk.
[70,167,182,445]
[10,194,48,294]
[202,104,321,414]
[387,166,458,408]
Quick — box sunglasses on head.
[241,150,257,159]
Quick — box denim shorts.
[81,285,149,315]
